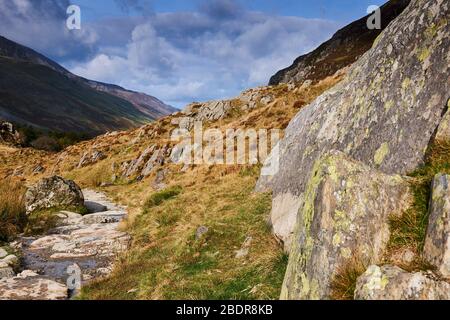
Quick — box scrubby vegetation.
[330,257,367,300]
[0,179,27,242]
[16,123,90,152]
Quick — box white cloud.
[0,0,340,108]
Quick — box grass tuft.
[330,257,367,300]
[387,140,450,268]
[0,179,27,242]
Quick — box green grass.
[24,205,88,236]
[79,169,286,300]
[388,140,450,267]
[142,186,183,212]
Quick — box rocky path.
[0,190,130,300]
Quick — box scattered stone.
[25,176,84,214]
[0,248,8,259]
[390,248,416,266]
[235,236,253,259]
[355,265,450,300]
[196,226,209,240]
[32,165,45,174]
[77,150,107,168]
[423,173,450,278]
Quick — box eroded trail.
[0,190,130,300]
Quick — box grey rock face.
[25,176,84,214]
[280,151,410,300]
[355,265,450,300]
[424,174,450,278]
[257,0,450,247]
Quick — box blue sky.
[0,0,387,108]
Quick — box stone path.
[0,190,130,300]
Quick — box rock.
[0,267,15,279]
[390,248,416,266]
[434,99,450,141]
[280,151,410,300]
[85,201,108,213]
[1,255,19,267]
[355,265,450,300]
[152,169,168,190]
[195,226,209,240]
[423,174,450,278]
[0,248,8,259]
[235,236,253,259]
[32,165,45,174]
[125,145,156,177]
[81,211,126,224]
[0,121,22,146]
[77,150,107,168]
[258,0,449,261]
[25,176,84,214]
[0,272,68,300]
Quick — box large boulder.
[281,151,410,300]
[423,174,450,278]
[25,176,84,214]
[355,265,450,300]
[257,0,450,250]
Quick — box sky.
[0,0,386,108]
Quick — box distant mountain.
[0,35,177,135]
[269,0,410,85]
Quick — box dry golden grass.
[0,178,27,241]
[330,256,367,300]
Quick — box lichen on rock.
[281,150,410,300]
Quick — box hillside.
[0,36,176,135]
[0,0,449,301]
[269,0,410,85]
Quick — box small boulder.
[355,265,450,300]
[0,267,15,279]
[423,174,450,278]
[0,248,7,259]
[196,226,209,240]
[25,176,84,214]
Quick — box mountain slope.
[0,36,176,135]
[269,0,410,85]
